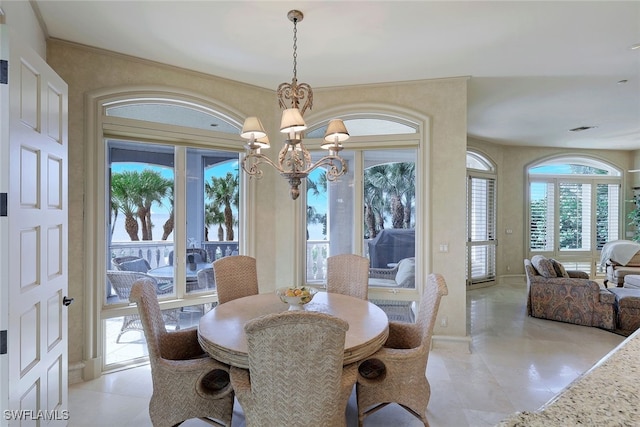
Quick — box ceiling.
[32,1,640,151]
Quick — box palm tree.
[205,172,239,241]
[161,186,174,241]
[364,162,416,233]
[111,169,172,241]
[111,171,141,241]
[136,170,172,241]
[306,173,328,239]
[205,202,225,242]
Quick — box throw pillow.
[531,255,557,278]
[550,258,570,278]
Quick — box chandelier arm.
[297,155,348,180]
[242,153,287,176]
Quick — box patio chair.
[106,270,180,342]
[196,267,216,291]
[326,254,370,300]
[129,278,234,427]
[213,255,258,304]
[229,311,357,427]
[356,273,448,427]
[112,255,151,273]
[168,248,208,265]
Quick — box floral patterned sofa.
[525,256,616,330]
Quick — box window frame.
[302,118,422,302]
[526,156,623,275]
[86,91,249,372]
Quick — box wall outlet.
[440,316,448,327]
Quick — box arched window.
[527,156,622,274]
[92,95,245,370]
[466,151,497,287]
[304,113,421,303]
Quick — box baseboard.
[68,361,85,385]
[82,356,103,381]
[432,334,472,353]
[498,274,526,285]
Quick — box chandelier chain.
[292,17,298,81]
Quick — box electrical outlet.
[440,316,448,327]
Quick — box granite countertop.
[496,329,640,426]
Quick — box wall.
[45,39,469,375]
[469,137,635,277]
[0,1,46,56]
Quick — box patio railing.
[110,239,363,282]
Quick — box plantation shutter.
[529,181,555,251]
[467,175,496,284]
[596,183,620,250]
[558,182,591,251]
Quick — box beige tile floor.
[69,281,625,427]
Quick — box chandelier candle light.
[239,10,350,200]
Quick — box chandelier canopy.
[239,10,349,200]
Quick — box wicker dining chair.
[326,253,370,300]
[106,270,180,342]
[213,255,259,304]
[129,278,234,427]
[230,311,357,427]
[356,273,449,427]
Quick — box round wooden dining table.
[198,291,389,368]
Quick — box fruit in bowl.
[276,286,318,310]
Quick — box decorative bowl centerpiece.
[276,286,318,310]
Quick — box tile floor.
[69,281,625,427]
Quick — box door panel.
[0,25,69,426]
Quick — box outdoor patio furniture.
[106,270,180,342]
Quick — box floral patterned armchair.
[525,256,615,330]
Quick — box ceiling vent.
[569,126,597,132]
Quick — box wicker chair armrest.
[384,321,421,349]
[156,354,228,375]
[369,266,398,280]
[378,344,425,360]
[160,328,204,360]
[229,366,253,405]
[567,270,589,279]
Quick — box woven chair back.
[213,255,258,304]
[326,254,370,300]
[244,311,349,425]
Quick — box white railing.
[111,239,367,283]
[306,240,329,282]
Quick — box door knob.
[63,296,74,306]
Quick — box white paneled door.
[0,25,69,426]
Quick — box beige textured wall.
[469,137,635,276]
[46,40,469,367]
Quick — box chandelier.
[239,10,349,200]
